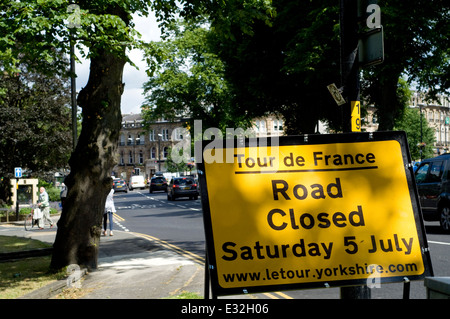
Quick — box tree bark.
[50,49,125,270]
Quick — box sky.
[75,12,161,115]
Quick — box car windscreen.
[174,178,194,186]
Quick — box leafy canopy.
[0,0,153,76]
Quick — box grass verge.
[166,291,203,299]
[0,235,65,299]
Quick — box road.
[112,189,450,299]
[113,190,205,259]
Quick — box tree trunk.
[50,50,125,270]
[376,75,400,131]
[373,63,406,132]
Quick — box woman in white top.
[103,188,116,236]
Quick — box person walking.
[60,183,67,208]
[103,188,116,236]
[38,186,54,229]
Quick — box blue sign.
[14,167,22,178]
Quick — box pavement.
[0,215,211,299]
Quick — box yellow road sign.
[198,132,432,296]
[351,101,361,132]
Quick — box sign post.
[339,0,384,297]
[14,167,22,220]
[197,132,433,298]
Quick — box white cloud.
[75,12,160,115]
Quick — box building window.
[136,133,145,145]
[163,146,169,159]
[162,129,169,141]
[139,150,144,164]
[173,128,184,141]
[127,134,134,145]
[120,134,126,146]
[273,119,283,131]
[120,152,124,165]
[129,151,133,164]
[151,147,156,159]
[149,130,155,141]
[255,120,266,132]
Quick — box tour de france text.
[235,150,377,169]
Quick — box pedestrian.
[60,183,67,208]
[38,186,54,229]
[103,188,116,236]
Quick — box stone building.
[410,92,450,153]
[360,92,450,154]
[252,116,285,137]
[113,114,190,182]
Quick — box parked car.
[167,176,199,201]
[149,176,167,193]
[113,178,128,193]
[415,154,450,231]
[129,175,146,190]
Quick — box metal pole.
[340,0,360,133]
[420,104,423,160]
[70,31,77,151]
[339,0,371,299]
[15,178,19,220]
[158,135,161,172]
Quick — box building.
[360,92,450,154]
[410,92,450,153]
[113,114,190,182]
[252,116,285,138]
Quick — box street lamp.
[419,103,424,161]
[67,3,81,151]
[158,133,163,172]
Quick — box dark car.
[149,176,167,193]
[167,177,199,201]
[415,154,450,231]
[113,178,128,193]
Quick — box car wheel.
[440,206,450,232]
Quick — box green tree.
[0,0,176,270]
[0,62,72,178]
[143,1,341,134]
[394,108,435,160]
[181,0,450,133]
[361,0,450,130]
[165,147,190,173]
[142,19,250,133]
[190,0,343,133]
[0,61,72,205]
